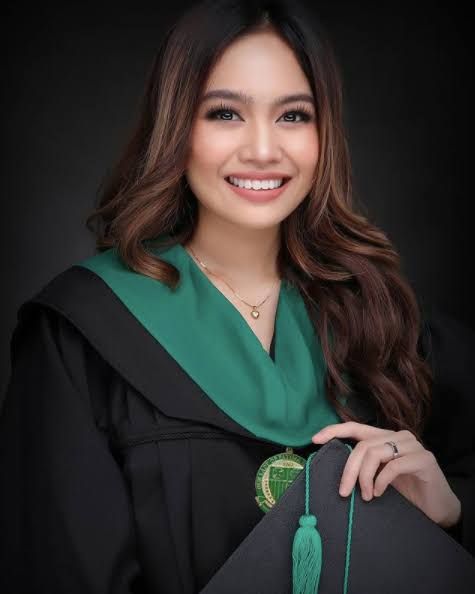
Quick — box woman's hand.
[311,422,462,528]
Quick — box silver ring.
[384,440,400,459]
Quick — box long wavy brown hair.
[85,0,433,440]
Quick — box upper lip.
[226,172,292,180]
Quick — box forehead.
[202,30,313,103]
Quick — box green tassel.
[292,513,323,594]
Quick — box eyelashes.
[204,101,314,123]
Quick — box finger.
[339,434,419,498]
[358,447,391,500]
[338,438,390,497]
[312,421,388,444]
[373,450,437,496]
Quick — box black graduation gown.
[0,264,474,594]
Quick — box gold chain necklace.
[185,244,281,319]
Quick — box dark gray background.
[1,1,473,399]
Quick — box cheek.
[290,129,319,172]
[188,124,233,175]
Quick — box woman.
[1,0,473,592]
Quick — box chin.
[216,206,288,231]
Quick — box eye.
[205,103,241,121]
[281,109,313,123]
[204,102,314,123]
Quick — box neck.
[184,213,281,293]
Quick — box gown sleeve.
[0,304,143,594]
[419,305,475,557]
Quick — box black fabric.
[0,265,474,594]
[416,305,475,548]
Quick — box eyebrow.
[200,88,315,107]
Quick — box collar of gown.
[27,236,377,447]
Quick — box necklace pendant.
[251,308,260,319]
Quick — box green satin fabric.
[78,238,342,447]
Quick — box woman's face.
[185,29,319,231]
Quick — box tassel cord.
[342,444,354,594]
[292,444,355,594]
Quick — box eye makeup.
[204,101,314,123]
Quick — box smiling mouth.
[224,177,292,189]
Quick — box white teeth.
[227,176,285,190]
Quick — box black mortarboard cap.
[200,438,475,594]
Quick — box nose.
[238,120,283,165]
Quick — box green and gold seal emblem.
[255,447,306,513]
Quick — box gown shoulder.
[417,303,475,552]
[0,273,145,593]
